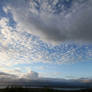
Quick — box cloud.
[0,71,92,88]
[0,17,92,65]
[23,71,39,79]
[0,1,92,70]
[0,71,39,81]
[2,0,92,44]
[0,72,18,81]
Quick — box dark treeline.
[0,87,92,92]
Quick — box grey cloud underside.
[3,0,92,43]
[0,71,39,81]
[0,72,92,88]
[0,72,18,80]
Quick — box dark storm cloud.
[2,0,92,44]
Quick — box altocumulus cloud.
[2,0,92,43]
[0,15,92,67]
[0,0,92,69]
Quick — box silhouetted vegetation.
[0,86,92,92]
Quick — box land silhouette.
[0,86,92,92]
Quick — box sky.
[0,0,92,81]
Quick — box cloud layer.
[0,0,92,80]
[3,0,92,43]
[0,71,92,88]
[0,16,92,67]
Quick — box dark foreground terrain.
[0,87,92,92]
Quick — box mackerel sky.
[0,0,92,79]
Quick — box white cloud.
[22,71,39,79]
